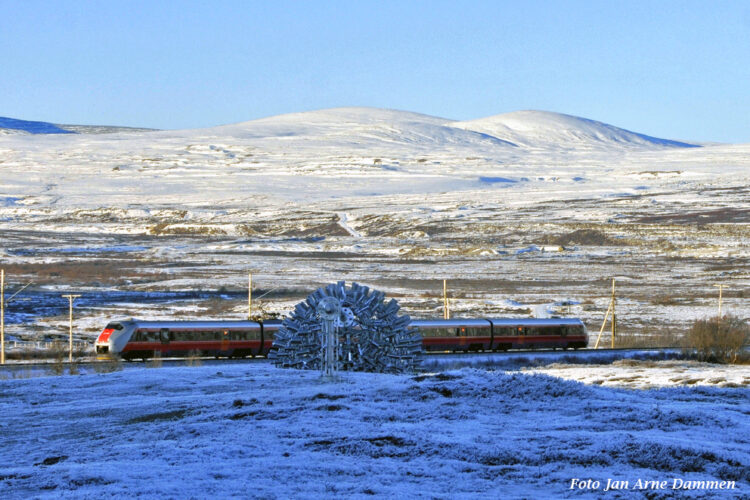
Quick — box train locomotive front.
[95,320,138,358]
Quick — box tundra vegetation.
[687,315,749,364]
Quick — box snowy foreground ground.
[1,362,748,499]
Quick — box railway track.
[0,347,686,373]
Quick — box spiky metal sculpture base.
[271,281,422,374]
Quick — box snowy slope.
[0,116,74,135]
[453,110,699,149]
[0,116,155,135]
[189,107,518,150]
[0,106,746,226]
[0,363,747,498]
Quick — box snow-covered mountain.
[452,110,698,149]
[177,107,519,151]
[193,107,697,151]
[0,106,744,221]
[1,107,698,149]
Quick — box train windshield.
[104,323,124,331]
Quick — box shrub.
[687,315,749,363]
[47,342,67,376]
[616,327,685,349]
[147,351,163,368]
[93,357,123,373]
[185,350,202,367]
[550,229,619,247]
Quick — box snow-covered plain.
[0,362,748,498]
[0,107,748,344]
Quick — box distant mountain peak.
[451,110,698,149]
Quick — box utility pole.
[62,294,81,363]
[248,272,253,320]
[443,279,449,320]
[611,278,616,349]
[595,278,617,349]
[714,284,726,320]
[1,269,4,365]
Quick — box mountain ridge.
[1,107,700,149]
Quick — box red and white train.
[95,317,588,360]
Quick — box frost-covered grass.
[525,359,750,390]
[0,363,747,498]
[420,349,689,372]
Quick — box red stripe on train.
[96,329,114,343]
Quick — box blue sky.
[1,0,749,142]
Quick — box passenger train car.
[96,317,587,360]
[95,319,283,360]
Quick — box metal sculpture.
[270,281,422,373]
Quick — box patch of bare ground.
[149,223,228,236]
[650,295,681,306]
[543,229,625,246]
[0,259,199,286]
[613,359,663,368]
[633,208,750,224]
[237,212,353,238]
[351,214,418,237]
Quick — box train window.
[495,327,511,337]
[105,323,124,331]
[421,327,454,337]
